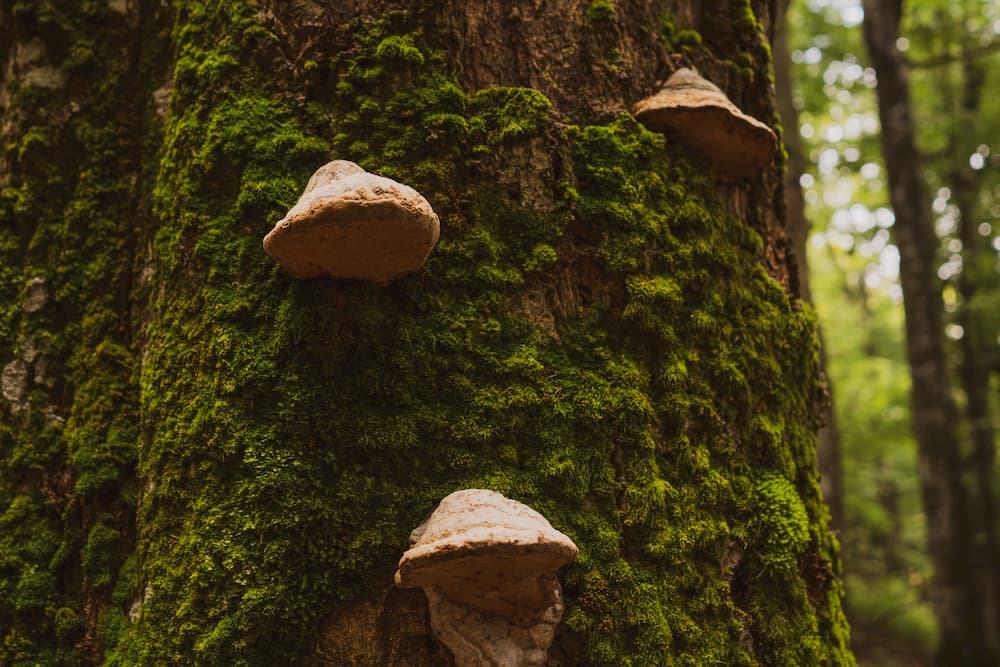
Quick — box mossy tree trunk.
[0,0,852,665]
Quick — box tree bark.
[0,0,852,664]
[954,161,1000,654]
[861,1,993,663]
[951,57,1000,653]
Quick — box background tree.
[785,0,1000,663]
[861,1,980,662]
[0,0,852,664]
[905,3,1000,656]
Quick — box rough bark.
[0,0,852,665]
[861,1,992,663]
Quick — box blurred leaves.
[785,0,1000,661]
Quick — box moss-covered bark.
[1,0,853,665]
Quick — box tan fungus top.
[395,489,578,615]
[633,68,778,181]
[263,160,440,284]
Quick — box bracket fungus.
[263,160,440,285]
[396,489,578,667]
[633,67,778,181]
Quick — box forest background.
[787,0,1000,664]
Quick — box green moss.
[747,473,810,573]
[469,87,553,145]
[1,2,849,665]
[734,0,762,31]
[54,607,84,645]
[555,116,849,664]
[374,34,426,66]
[658,11,706,54]
[82,519,123,591]
[586,0,616,25]
[121,4,844,663]
[726,0,775,84]
[525,243,559,273]
[0,1,152,664]
[14,566,56,611]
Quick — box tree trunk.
[0,1,852,665]
[951,58,1000,653]
[861,1,993,664]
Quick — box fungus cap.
[263,160,440,284]
[632,68,778,181]
[395,489,578,615]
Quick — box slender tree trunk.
[951,57,1000,649]
[861,1,992,663]
[1,1,853,664]
[954,163,1000,652]
[774,0,843,529]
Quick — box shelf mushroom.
[263,160,440,285]
[633,68,778,181]
[396,489,578,667]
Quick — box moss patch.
[586,0,617,26]
[1,2,851,666]
[0,0,152,663]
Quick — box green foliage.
[808,240,933,659]
[786,0,1000,661]
[781,0,1000,661]
[845,574,938,660]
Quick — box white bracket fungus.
[395,489,578,667]
[263,160,440,285]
